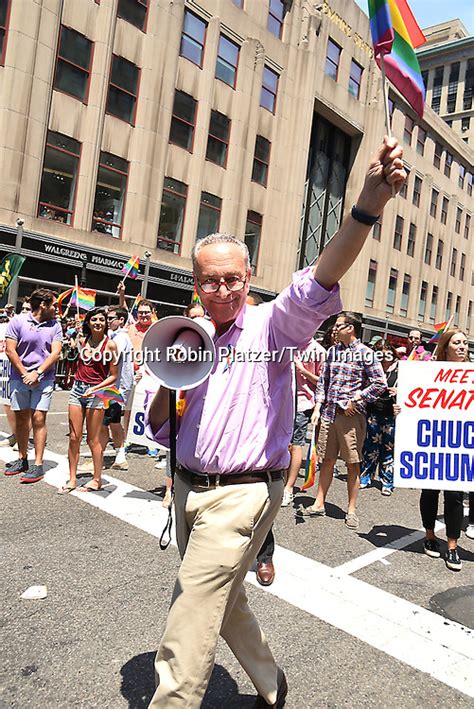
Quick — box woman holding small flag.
[60,308,118,494]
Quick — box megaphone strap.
[159,499,173,550]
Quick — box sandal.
[58,481,77,495]
[77,481,103,492]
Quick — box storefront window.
[92,152,128,239]
[157,178,188,254]
[38,131,81,225]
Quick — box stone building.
[0,0,473,343]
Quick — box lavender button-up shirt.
[146,267,342,474]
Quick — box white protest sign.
[127,371,166,450]
[394,361,474,492]
[0,322,11,405]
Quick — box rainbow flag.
[368,0,426,117]
[301,426,318,491]
[71,287,96,311]
[94,386,124,409]
[192,285,202,306]
[57,287,74,314]
[130,293,143,319]
[429,321,449,344]
[122,256,140,280]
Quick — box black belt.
[177,466,284,488]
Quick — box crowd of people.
[1,137,473,708]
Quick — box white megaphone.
[142,316,216,390]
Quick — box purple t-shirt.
[5,313,63,381]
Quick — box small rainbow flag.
[407,345,422,361]
[122,256,140,280]
[176,391,187,417]
[301,426,318,491]
[192,285,202,306]
[94,386,124,409]
[429,321,449,343]
[71,287,96,311]
[57,287,74,314]
[368,0,426,117]
[130,293,143,319]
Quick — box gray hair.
[191,233,250,270]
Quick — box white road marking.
[1,441,473,699]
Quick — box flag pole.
[74,275,80,319]
[380,55,396,198]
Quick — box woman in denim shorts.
[59,308,118,494]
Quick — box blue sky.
[354,0,473,34]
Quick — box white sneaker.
[111,460,129,470]
[281,490,294,507]
[466,524,474,540]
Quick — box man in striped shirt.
[305,312,386,529]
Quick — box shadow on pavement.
[120,654,255,708]
[358,524,417,548]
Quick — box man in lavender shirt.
[4,289,62,483]
[146,138,406,708]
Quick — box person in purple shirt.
[4,289,62,483]
[146,138,406,708]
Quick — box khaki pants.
[149,472,284,708]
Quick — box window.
[117,0,148,31]
[180,9,206,67]
[464,59,474,110]
[412,175,422,207]
[431,66,443,113]
[418,281,428,320]
[206,111,230,167]
[435,239,443,270]
[462,117,471,132]
[454,295,461,327]
[245,211,262,272]
[400,274,411,317]
[460,253,466,281]
[404,116,414,145]
[441,196,449,225]
[467,301,473,333]
[0,0,11,65]
[232,0,243,6]
[421,70,428,90]
[468,174,473,197]
[325,39,341,81]
[348,60,363,99]
[267,0,284,38]
[424,233,433,265]
[407,223,416,257]
[430,188,438,218]
[106,55,140,124]
[416,127,426,155]
[450,248,457,277]
[216,35,239,87]
[260,65,279,112]
[433,142,442,169]
[365,260,377,308]
[38,131,81,225]
[465,213,471,240]
[393,215,404,250]
[92,152,128,239]
[252,135,271,186]
[197,192,221,241]
[447,62,459,113]
[157,178,187,254]
[388,97,395,127]
[386,268,398,314]
[455,207,462,233]
[169,91,197,151]
[372,217,382,241]
[399,167,409,199]
[445,291,452,321]
[54,26,92,102]
[430,285,438,324]
[444,151,453,177]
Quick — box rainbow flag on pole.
[57,287,74,314]
[130,293,143,319]
[368,0,426,117]
[429,321,449,343]
[301,426,318,491]
[71,287,96,311]
[122,256,140,280]
[94,386,124,409]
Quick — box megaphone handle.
[159,388,177,551]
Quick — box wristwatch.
[351,205,380,226]
[36,369,44,381]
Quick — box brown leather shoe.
[256,560,275,586]
[253,669,288,707]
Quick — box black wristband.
[351,205,380,226]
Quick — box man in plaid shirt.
[304,312,386,529]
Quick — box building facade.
[0,0,473,342]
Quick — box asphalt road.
[1,391,473,708]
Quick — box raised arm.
[314,138,405,290]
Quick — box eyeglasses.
[198,276,247,294]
